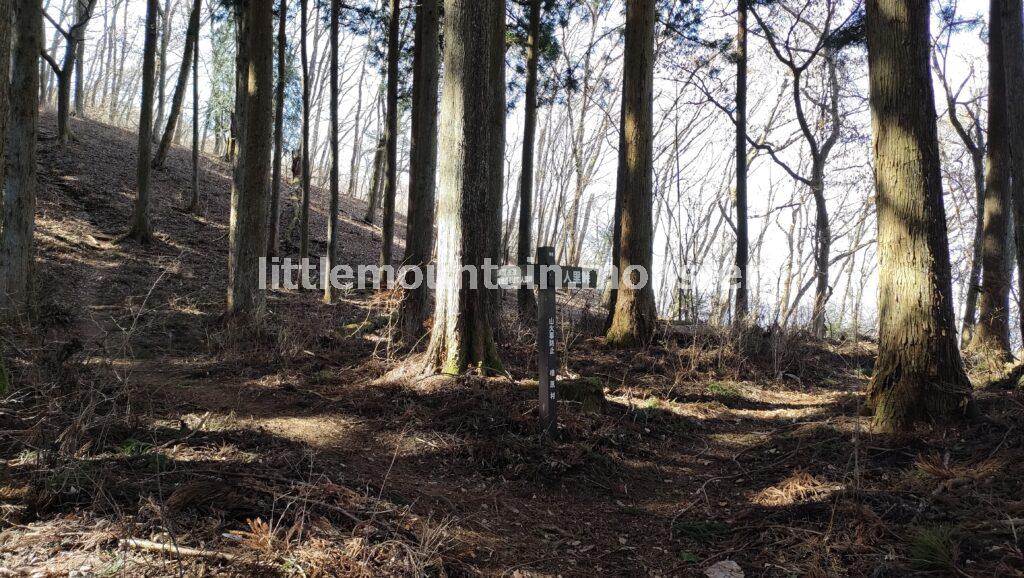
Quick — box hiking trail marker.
[497,247,598,436]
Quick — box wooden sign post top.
[499,248,598,437]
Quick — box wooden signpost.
[498,247,598,436]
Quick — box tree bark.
[734,0,748,322]
[398,0,439,339]
[151,0,201,169]
[154,0,173,142]
[425,0,505,374]
[73,0,87,116]
[227,0,273,327]
[127,0,159,243]
[324,0,340,303]
[516,0,541,319]
[0,0,32,311]
[189,11,199,212]
[960,128,986,347]
[267,0,286,257]
[1003,0,1024,345]
[379,0,400,267]
[969,0,1013,360]
[363,131,385,223]
[606,0,657,347]
[298,0,311,260]
[865,0,974,432]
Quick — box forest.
[0,0,1023,575]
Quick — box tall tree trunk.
[152,0,200,169]
[127,0,159,243]
[733,0,748,322]
[969,0,1013,360]
[810,165,831,337]
[425,0,505,374]
[398,0,439,339]
[606,0,657,347]
[379,0,400,266]
[0,0,32,311]
[323,0,339,302]
[227,0,272,327]
[73,0,86,116]
[298,0,311,259]
[363,131,385,223]
[516,0,541,319]
[1003,0,1024,344]
[865,0,974,432]
[189,13,199,212]
[154,0,172,142]
[961,144,986,347]
[267,0,286,257]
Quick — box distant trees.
[0,0,37,311]
[227,0,273,327]
[425,0,506,374]
[968,0,1013,360]
[750,0,845,339]
[40,0,98,144]
[865,0,974,431]
[151,0,202,169]
[932,11,987,348]
[606,0,657,347]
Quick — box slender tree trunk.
[73,0,86,116]
[324,0,340,302]
[733,0,748,322]
[969,0,1013,360]
[0,0,32,311]
[298,0,311,259]
[865,0,974,432]
[961,145,986,347]
[152,0,200,169]
[398,0,439,339]
[606,0,657,347]
[425,0,505,374]
[379,0,400,266]
[810,166,831,337]
[1003,0,1024,344]
[267,0,286,257]
[189,13,199,212]
[154,0,172,142]
[364,131,385,223]
[227,0,272,327]
[516,0,541,319]
[127,0,159,243]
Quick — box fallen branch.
[120,538,237,562]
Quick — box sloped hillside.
[1,114,1022,577]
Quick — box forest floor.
[1,114,1024,577]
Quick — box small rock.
[704,560,744,578]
